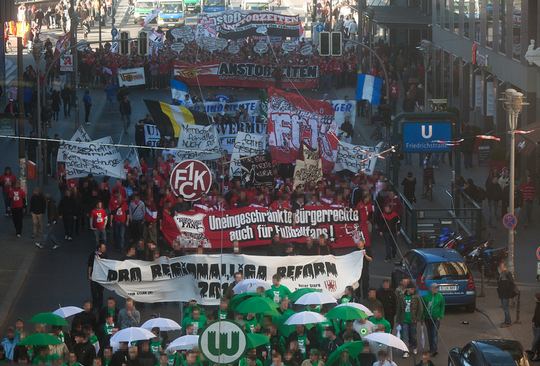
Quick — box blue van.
[391,248,476,312]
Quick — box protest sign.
[174,62,319,89]
[293,151,323,190]
[174,124,221,161]
[57,126,92,162]
[240,154,273,188]
[92,251,364,304]
[161,205,361,250]
[229,132,266,177]
[268,87,338,173]
[63,137,126,179]
[331,100,357,141]
[334,141,382,175]
[125,148,141,174]
[118,67,146,87]
[192,100,261,123]
[197,11,302,39]
[59,54,73,72]
[144,124,161,147]
[173,212,211,249]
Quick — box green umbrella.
[246,333,269,349]
[288,288,321,302]
[325,307,368,321]
[325,341,364,366]
[236,297,279,316]
[229,292,260,311]
[30,312,68,326]
[19,333,62,346]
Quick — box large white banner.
[57,126,92,162]
[216,123,267,154]
[334,141,382,175]
[64,137,126,179]
[92,251,364,305]
[174,124,222,161]
[193,100,261,124]
[118,67,146,87]
[230,132,266,177]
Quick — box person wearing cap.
[422,283,445,357]
[396,283,423,358]
[300,349,323,366]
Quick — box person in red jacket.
[90,201,108,245]
[0,167,16,216]
[109,193,128,251]
[8,180,26,237]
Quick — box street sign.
[170,160,212,201]
[502,213,518,230]
[402,121,452,153]
[199,321,247,365]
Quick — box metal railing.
[398,189,483,246]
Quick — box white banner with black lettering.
[63,137,126,179]
[57,126,92,162]
[174,123,221,161]
[230,132,266,177]
[193,100,261,123]
[118,67,146,87]
[144,124,161,147]
[91,251,364,305]
[334,141,382,175]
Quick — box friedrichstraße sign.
[402,121,453,153]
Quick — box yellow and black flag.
[144,100,212,138]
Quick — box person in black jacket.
[58,189,77,241]
[73,332,96,366]
[377,279,397,329]
[29,188,46,248]
[119,95,132,131]
[497,262,517,327]
[485,173,502,227]
[530,293,540,360]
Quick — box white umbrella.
[52,306,84,318]
[110,327,156,344]
[335,302,374,317]
[285,311,328,325]
[166,335,200,352]
[295,291,337,305]
[141,318,182,331]
[364,332,409,352]
[233,279,271,294]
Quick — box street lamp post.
[417,39,432,112]
[501,88,526,276]
[32,38,44,185]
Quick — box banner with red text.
[267,88,338,172]
[161,206,360,249]
[174,62,319,89]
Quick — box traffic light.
[331,31,342,56]
[120,31,129,55]
[319,31,330,56]
[318,31,342,56]
[138,31,148,55]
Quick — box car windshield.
[481,343,529,366]
[137,2,155,8]
[424,261,469,280]
[162,3,183,12]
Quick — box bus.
[241,0,270,10]
[134,0,157,23]
[157,0,186,27]
[184,0,200,13]
[201,0,227,13]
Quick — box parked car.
[391,248,476,312]
[449,339,530,366]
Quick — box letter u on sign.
[421,125,433,139]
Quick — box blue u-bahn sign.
[402,121,453,153]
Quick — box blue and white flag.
[171,79,189,102]
[356,74,383,105]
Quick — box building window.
[486,0,493,47]
[464,0,471,37]
[453,0,460,33]
[473,0,481,42]
[499,0,505,53]
[512,0,521,59]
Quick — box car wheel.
[466,301,476,313]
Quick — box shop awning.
[369,6,431,29]
[516,122,540,156]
